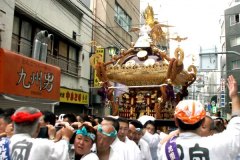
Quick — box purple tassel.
[98,87,107,101]
[166,84,174,99]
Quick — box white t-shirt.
[159,117,240,160]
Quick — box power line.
[51,0,123,48]
[52,0,139,46]
[104,0,142,38]
[16,0,124,50]
[75,0,131,49]
[127,0,143,18]
[103,0,141,28]
[3,0,14,10]
[100,0,113,29]
[50,0,93,38]
[53,0,119,49]
[81,16,122,48]
[99,0,134,43]
[16,0,85,42]
[125,2,141,23]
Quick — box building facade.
[221,2,240,116]
[0,0,93,114]
[89,0,140,116]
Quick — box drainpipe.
[40,34,54,62]
[0,31,1,48]
[0,9,6,48]
[32,30,48,60]
[50,34,54,55]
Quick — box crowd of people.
[0,75,239,160]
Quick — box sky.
[140,0,229,66]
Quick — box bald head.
[199,116,215,137]
[102,124,115,134]
[97,124,116,153]
[101,117,119,132]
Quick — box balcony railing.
[47,54,80,77]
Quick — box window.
[69,46,77,61]
[58,41,68,71]
[114,3,132,32]
[59,41,68,57]
[230,14,240,26]
[11,14,81,76]
[11,16,20,52]
[20,20,32,57]
[68,46,78,74]
[57,41,79,74]
[235,14,240,23]
[11,16,32,57]
[232,60,240,69]
[230,36,240,47]
[72,31,76,40]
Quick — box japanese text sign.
[0,48,60,101]
[94,48,104,87]
[60,88,88,104]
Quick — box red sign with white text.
[0,48,60,101]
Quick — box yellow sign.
[94,48,104,87]
[60,88,88,104]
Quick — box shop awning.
[0,94,58,110]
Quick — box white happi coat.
[10,134,70,160]
[159,117,240,160]
[109,137,129,160]
[142,131,167,160]
[138,138,152,160]
[69,143,99,160]
[79,153,99,160]
[124,137,141,160]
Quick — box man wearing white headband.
[96,116,129,160]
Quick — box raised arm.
[227,75,240,114]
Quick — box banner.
[60,88,88,104]
[93,48,104,87]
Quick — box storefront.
[0,48,61,111]
[54,87,89,115]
